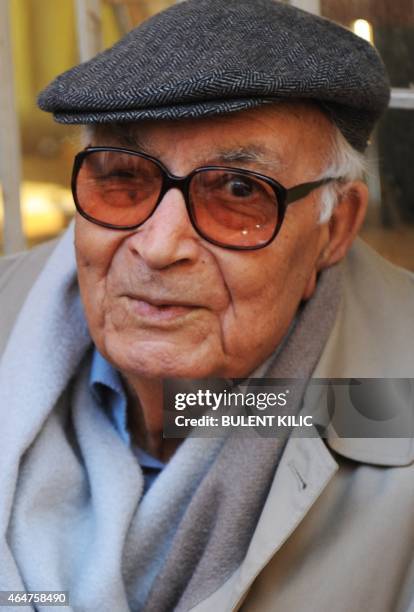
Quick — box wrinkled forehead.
[83,101,336,178]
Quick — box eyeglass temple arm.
[285,177,337,206]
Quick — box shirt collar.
[89,347,131,445]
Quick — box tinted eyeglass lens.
[190,170,279,247]
[75,151,163,227]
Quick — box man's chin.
[103,338,224,380]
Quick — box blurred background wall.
[0,0,413,269]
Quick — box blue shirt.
[89,348,165,494]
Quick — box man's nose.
[127,188,201,269]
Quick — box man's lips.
[125,295,202,322]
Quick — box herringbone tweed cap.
[38,0,390,151]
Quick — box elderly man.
[1,0,413,611]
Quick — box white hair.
[317,126,367,223]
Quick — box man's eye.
[107,170,136,179]
[226,178,256,198]
[98,169,138,180]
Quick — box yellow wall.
[4,0,144,245]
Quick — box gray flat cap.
[38,0,390,151]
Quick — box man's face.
[75,104,334,379]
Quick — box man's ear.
[318,181,369,270]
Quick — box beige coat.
[1,237,414,612]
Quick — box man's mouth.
[126,295,201,322]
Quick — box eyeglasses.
[72,146,335,251]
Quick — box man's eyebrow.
[207,146,286,173]
[113,131,153,153]
[104,130,286,174]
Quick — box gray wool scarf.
[0,226,342,612]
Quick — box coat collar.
[310,238,414,468]
[325,433,414,467]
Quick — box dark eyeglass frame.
[72,146,336,251]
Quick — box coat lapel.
[191,429,338,612]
